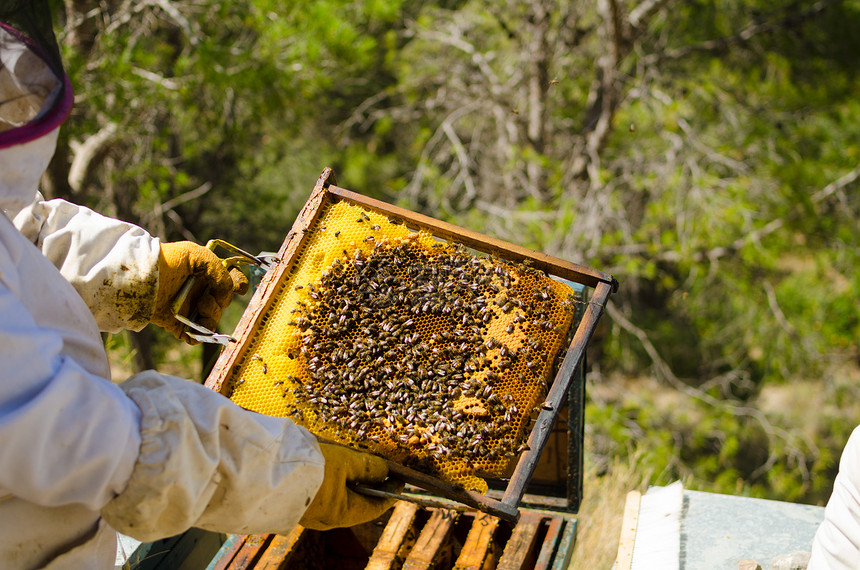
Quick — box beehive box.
[206,169,616,521]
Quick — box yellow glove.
[151,241,249,344]
[300,443,401,531]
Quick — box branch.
[419,29,503,97]
[586,0,624,154]
[165,209,198,242]
[606,301,815,482]
[763,279,798,336]
[158,181,213,214]
[813,163,860,211]
[405,103,478,201]
[567,0,627,185]
[131,67,180,90]
[68,123,118,193]
[441,120,477,203]
[151,0,198,45]
[643,0,834,65]
[627,0,669,32]
[676,117,750,174]
[636,162,855,266]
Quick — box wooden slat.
[402,509,459,570]
[367,502,421,570]
[497,512,543,570]
[454,513,501,570]
[615,490,642,570]
[205,535,246,570]
[254,526,306,570]
[205,168,334,395]
[224,534,271,569]
[534,516,564,570]
[551,518,577,570]
[503,282,613,510]
[326,185,617,290]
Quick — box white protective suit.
[0,22,324,569]
[809,425,860,569]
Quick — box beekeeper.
[0,6,397,569]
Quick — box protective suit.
[0,18,393,570]
[809,426,860,569]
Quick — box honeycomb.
[228,201,579,493]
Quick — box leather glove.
[151,241,249,344]
[299,443,402,531]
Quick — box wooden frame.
[205,168,617,523]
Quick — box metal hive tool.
[205,169,617,523]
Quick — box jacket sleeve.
[809,426,860,569]
[0,264,324,543]
[101,372,325,542]
[11,194,161,333]
[0,283,143,511]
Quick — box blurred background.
[48,0,859,561]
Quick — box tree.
[51,0,860,502]
[340,0,860,501]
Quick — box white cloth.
[102,372,323,542]
[10,194,161,333]
[809,425,860,569]
[0,27,324,570]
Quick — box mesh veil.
[0,0,63,76]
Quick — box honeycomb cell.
[228,201,580,493]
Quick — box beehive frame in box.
[205,169,617,523]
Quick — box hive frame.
[205,168,617,523]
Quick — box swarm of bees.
[229,202,579,493]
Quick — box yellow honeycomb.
[228,201,578,493]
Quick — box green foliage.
[56,0,860,505]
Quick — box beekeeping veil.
[0,0,71,140]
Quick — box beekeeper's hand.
[299,443,401,530]
[151,241,249,343]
